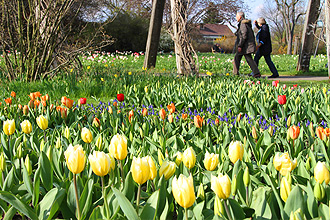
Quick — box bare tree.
[0,0,112,81]
[274,0,306,54]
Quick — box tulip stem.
[101,176,111,220]
[73,174,81,220]
[223,199,232,220]
[119,160,125,186]
[245,186,249,206]
[136,184,141,214]
[185,207,188,220]
[44,130,46,142]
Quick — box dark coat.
[236,19,256,54]
[256,23,272,55]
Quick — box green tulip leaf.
[38,188,65,220]
[21,159,33,196]
[0,191,38,220]
[112,187,139,220]
[318,203,330,220]
[80,178,94,219]
[39,151,53,191]
[193,201,205,220]
[250,187,272,219]
[284,185,305,217]
[140,190,159,219]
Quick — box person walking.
[233,12,261,78]
[254,17,279,78]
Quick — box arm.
[258,25,269,45]
[237,23,248,48]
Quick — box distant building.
[195,24,234,43]
[192,24,235,53]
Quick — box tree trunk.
[287,32,293,54]
[326,0,330,78]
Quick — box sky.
[246,0,265,22]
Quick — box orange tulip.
[34,100,40,108]
[41,100,47,107]
[159,108,166,120]
[113,101,117,108]
[23,105,29,115]
[34,92,42,98]
[167,103,175,114]
[61,107,67,119]
[10,91,16,98]
[28,100,34,109]
[142,108,148,117]
[41,94,49,103]
[61,96,67,106]
[324,128,330,137]
[65,98,74,109]
[28,93,35,101]
[4,98,12,105]
[56,106,62,112]
[18,104,23,110]
[194,115,204,128]
[288,125,300,140]
[182,113,188,120]
[129,110,134,123]
[93,117,100,127]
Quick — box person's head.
[236,12,245,22]
[216,43,219,46]
[257,17,266,25]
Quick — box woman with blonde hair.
[254,17,279,78]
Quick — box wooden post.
[143,0,166,69]
[326,0,330,78]
[297,0,320,71]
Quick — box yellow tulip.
[0,152,6,172]
[3,119,15,136]
[204,151,219,171]
[314,161,330,184]
[64,144,86,174]
[131,156,150,185]
[64,126,70,139]
[146,156,157,180]
[81,127,93,143]
[273,152,297,176]
[109,134,127,160]
[89,151,112,177]
[228,141,244,164]
[280,177,291,202]
[175,152,183,166]
[36,115,48,130]
[95,135,103,151]
[183,147,196,169]
[172,174,196,208]
[21,120,32,134]
[159,161,176,180]
[158,149,165,165]
[108,154,116,171]
[211,173,231,199]
[24,155,32,175]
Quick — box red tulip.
[278,95,286,105]
[80,98,86,105]
[117,93,124,102]
[272,80,279,87]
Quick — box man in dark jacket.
[254,17,279,78]
[233,12,260,78]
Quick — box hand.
[238,47,242,53]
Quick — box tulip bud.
[0,152,6,172]
[237,113,242,123]
[3,119,15,136]
[248,90,253,98]
[228,141,244,164]
[309,122,315,138]
[204,151,219,171]
[144,86,148,93]
[64,126,70,140]
[290,208,305,220]
[268,126,274,136]
[93,117,101,128]
[142,108,148,117]
[314,161,330,184]
[21,120,32,135]
[108,107,113,114]
[168,114,174,123]
[40,139,45,152]
[232,175,237,196]
[23,105,29,115]
[159,161,176,180]
[287,116,291,127]
[17,143,23,159]
[280,177,291,202]
[214,195,225,216]
[252,126,258,139]
[55,137,61,149]
[81,127,93,144]
[47,146,53,163]
[197,183,205,200]
[36,115,48,130]
[215,118,219,126]
[159,135,165,148]
[175,152,182,166]
[24,155,32,175]
[243,166,250,187]
[295,96,300,106]
[109,134,127,160]
[159,108,166,120]
[28,100,34,109]
[314,182,325,201]
[95,135,103,151]
[211,173,231,199]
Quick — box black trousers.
[233,53,260,75]
[254,50,279,76]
